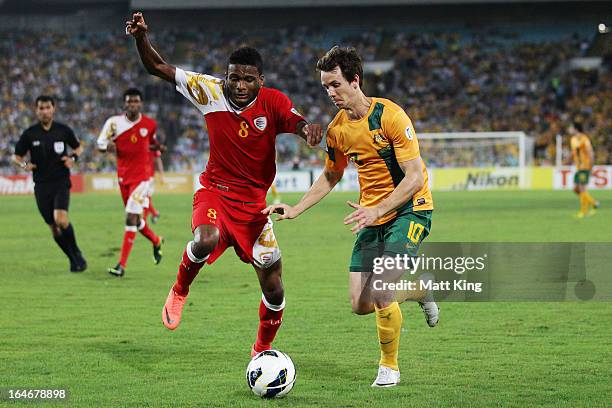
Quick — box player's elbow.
[146,64,173,82]
[414,171,425,190]
[324,169,343,186]
[145,63,161,76]
[144,64,162,78]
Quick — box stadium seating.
[0,24,609,173]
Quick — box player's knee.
[55,219,69,229]
[263,286,284,307]
[193,227,219,256]
[53,214,69,229]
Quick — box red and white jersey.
[175,67,305,203]
[97,113,158,185]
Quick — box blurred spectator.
[1,25,609,174]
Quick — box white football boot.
[371,365,400,387]
[418,301,439,327]
[417,272,439,327]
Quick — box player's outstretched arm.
[262,168,343,220]
[296,121,324,147]
[126,12,176,83]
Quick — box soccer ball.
[246,350,296,398]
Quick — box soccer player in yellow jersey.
[264,46,438,387]
[569,121,600,217]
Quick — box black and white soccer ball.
[246,350,296,398]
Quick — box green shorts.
[349,206,432,272]
[574,170,590,186]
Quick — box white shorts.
[126,180,152,214]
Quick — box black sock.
[53,232,76,263]
[61,223,83,261]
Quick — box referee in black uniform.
[11,95,87,272]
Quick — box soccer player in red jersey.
[97,88,164,277]
[126,12,322,356]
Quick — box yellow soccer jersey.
[325,97,433,225]
[570,133,593,170]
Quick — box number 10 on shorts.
[407,221,424,244]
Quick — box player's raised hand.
[344,201,381,234]
[261,203,298,221]
[125,12,148,37]
[303,123,323,147]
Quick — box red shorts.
[119,180,151,214]
[192,186,281,268]
[119,183,137,205]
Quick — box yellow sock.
[585,192,597,207]
[270,184,279,199]
[375,302,402,371]
[579,192,589,214]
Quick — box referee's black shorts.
[34,179,72,225]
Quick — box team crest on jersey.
[372,131,388,145]
[53,141,65,154]
[139,128,148,137]
[253,116,268,131]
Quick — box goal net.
[418,132,532,190]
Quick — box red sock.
[173,242,206,296]
[254,297,284,353]
[149,198,159,217]
[138,220,160,246]
[119,228,137,267]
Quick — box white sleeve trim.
[175,67,226,115]
[97,118,112,149]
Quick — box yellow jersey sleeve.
[325,127,348,172]
[385,109,420,162]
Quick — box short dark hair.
[573,120,583,132]
[228,46,264,74]
[35,95,55,106]
[317,46,363,86]
[123,88,143,100]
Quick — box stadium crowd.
[1,25,609,174]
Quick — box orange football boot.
[162,287,187,330]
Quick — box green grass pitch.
[1,190,611,407]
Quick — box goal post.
[418,131,530,189]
